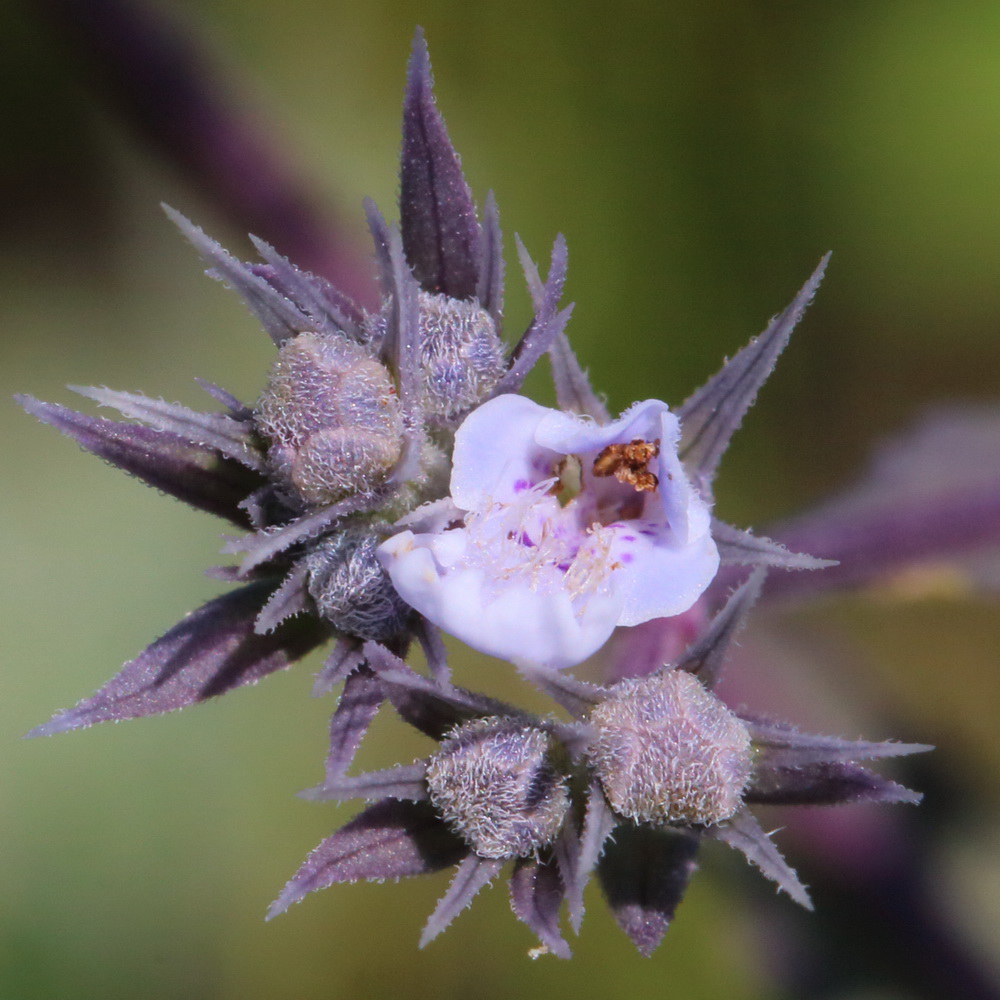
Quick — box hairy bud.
[589,668,752,827]
[255,332,403,506]
[305,526,411,640]
[425,716,570,858]
[367,292,505,420]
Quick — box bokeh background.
[3,1,1000,998]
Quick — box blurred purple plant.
[25,20,994,961]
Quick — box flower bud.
[255,332,403,506]
[366,292,505,420]
[589,668,752,827]
[306,526,411,640]
[425,717,570,859]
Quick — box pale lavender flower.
[379,393,719,668]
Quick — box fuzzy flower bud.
[255,332,403,506]
[366,291,505,420]
[589,668,752,827]
[425,716,571,858]
[305,526,411,640]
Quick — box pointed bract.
[164,205,311,346]
[28,582,327,736]
[268,799,467,919]
[709,808,812,909]
[597,824,700,957]
[712,520,836,572]
[400,29,482,300]
[495,235,571,394]
[476,190,505,326]
[420,853,503,948]
[747,760,924,807]
[548,330,610,423]
[303,763,428,803]
[676,568,766,690]
[312,639,367,696]
[254,561,311,634]
[320,666,384,780]
[510,857,572,959]
[678,255,829,497]
[16,395,262,527]
[564,780,616,932]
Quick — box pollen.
[592,438,660,492]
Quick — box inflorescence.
[18,30,929,958]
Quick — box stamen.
[593,438,661,492]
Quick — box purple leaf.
[708,807,812,909]
[563,781,616,932]
[747,760,924,807]
[597,823,700,956]
[413,619,451,683]
[420,852,504,948]
[302,763,428,803]
[28,581,327,736]
[17,395,262,527]
[676,568,766,690]
[476,190,505,327]
[400,28,482,300]
[268,799,467,919]
[712,519,835,571]
[510,856,571,959]
[548,331,610,423]
[678,255,829,498]
[69,385,264,472]
[164,205,312,346]
[320,666,384,781]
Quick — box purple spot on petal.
[640,528,656,537]
[622,535,636,543]
[621,553,635,563]
[513,479,531,493]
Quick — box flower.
[378,394,720,668]
[18,23,940,963]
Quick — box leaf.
[17,395,262,527]
[28,582,327,736]
[400,28,482,300]
[302,763,428,803]
[548,331,610,423]
[318,665,384,780]
[69,385,264,471]
[746,759,924,807]
[712,520,836,571]
[597,823,700,956]
[476,190,505,327]
[267,800,467,919]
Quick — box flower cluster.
[19,30,929,958]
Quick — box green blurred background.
[3,1,1000,998]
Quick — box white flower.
[378,394,719,669]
